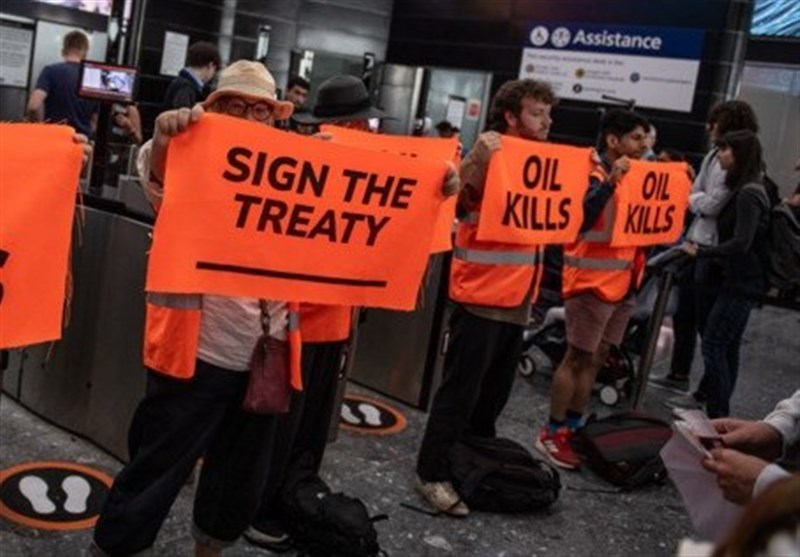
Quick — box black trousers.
[253,341,344,525]
[93,360,277,555]
[416,305,524,481]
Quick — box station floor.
[1,305,798,557]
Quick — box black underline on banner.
[195,261,388,288]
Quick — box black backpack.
[748,182,800,298]
[571,411,672,490]
[281,474,383,557]
[448,436,561,513]
[765,201,800,297]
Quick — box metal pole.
[632,271,676,409]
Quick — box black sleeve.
[580,176,616,232]
[697,188,765,259]
[169,87,197,108]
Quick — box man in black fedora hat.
[245,73,460,552]
[292,74,389,131]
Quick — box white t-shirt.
[137,140,289,372]
[197,295,288,372]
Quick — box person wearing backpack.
[680,130,770,418]
[657,101,759,399]
[766,182,800,297]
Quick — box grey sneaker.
[650,374,690,393]
[414,476,469,517]
[664,392,706,414]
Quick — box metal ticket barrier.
[349,253,452,410]
[2,200,152,461]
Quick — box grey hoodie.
[686,149,729,246]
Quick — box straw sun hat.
[203,60,294,121]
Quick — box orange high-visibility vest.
[562,165,644,303]
[143,293,303,390]
[299,304,352,343]
[449,210,543,308]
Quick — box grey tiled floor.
[1,306,798,556]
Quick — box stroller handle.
[646,246,691,273]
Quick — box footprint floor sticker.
[339,395,407,435]
[0,461,113,530]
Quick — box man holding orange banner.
[245,74,460,552]
[92,61,303,557]
[536,109,652,470]
[415,79,558,516]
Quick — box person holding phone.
[702,390,799,504]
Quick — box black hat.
[292,75,388,124]
[435,120,459,133]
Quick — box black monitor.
[78,60,138,104]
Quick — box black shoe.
[243,520,293,553]
[650,373,690,393]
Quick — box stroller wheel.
[518,354,536,377]
[599,385,620,406]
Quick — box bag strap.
[258,300,269,337]
[400,500,465,518]
[620,458,668,491]
[459,463,501,498]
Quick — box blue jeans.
[700,290,755,418]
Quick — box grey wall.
[739,63,800,196]
[136,0,393,137]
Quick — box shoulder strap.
[259,300,270,336]
[742,183,771,211]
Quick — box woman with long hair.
[681,130,771,418]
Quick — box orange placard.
[0,124,82,349]
[611,160,692,247]
[146,114,448,311]
[321,124,460,253]
[477,136,591,245]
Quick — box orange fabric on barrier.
[320,125,459,253]
[0,124,82,348]
[477,136,591,245]
[611,160,692,247]
[146,114,447,311]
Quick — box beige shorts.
[565,292,636,354]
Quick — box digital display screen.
[751,0,800,37]
[78,61,137,103]
[33,0,113,16]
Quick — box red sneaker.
[535,427,581,470]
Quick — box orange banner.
[146,114,448,311]
[477,136,591,245]
[320,124,460,253]
[0,124,82,349]
[611,160,692,247]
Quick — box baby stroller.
[518,248,681,407]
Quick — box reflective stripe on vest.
[147,292,202,310]
[288,311,300,331]
[581,199,615,242]
[453,246,540,266]
[562,255,631,271]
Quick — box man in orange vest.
[92,61,301,557]
[245,74,460,550]
[536,109,650,470]
[415,79,557,516]
[244,75,377,551]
